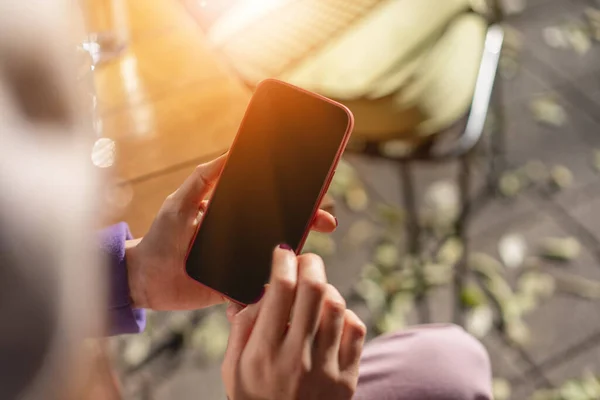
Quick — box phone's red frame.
[184,78,355,305]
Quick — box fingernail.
[226,302,244,320]
[279,243,293,251]
[259,284,269,299]
[334,217,339,227]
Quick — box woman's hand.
[221,247,366,400]
[125,155,338,311]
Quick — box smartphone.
[185,79,354,305]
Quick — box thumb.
[226,302,245,323]
[173,154,227,208]
[222,301,261,384]
[225,301,261,356]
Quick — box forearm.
[125,238,147,309]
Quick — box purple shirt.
[99,222,146,335]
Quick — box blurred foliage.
[498,161,574,198]
[592,149,600,173]
[539,237,581,262]
[531,371,600,400]
[530,93,568,127]
[303,231,337,258]
[493,377,512,400]
[187,310,229,362]
[499,233,527,269]
[550,165,574,191]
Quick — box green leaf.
[592,149,600,173]
[461,283,487,309]
[487,274,515,302]
[565,22,592,55]
[585,8,600,42]
[518,272,556,298]
[506,317,530,346]
[376,311,405,334]
[560,380,589,400]
[329,160,355,196]
[512,291,538,314]
[503,25,524,51]
[423,262,452,286]
[550,165,574,190]
[424,180,459,215]
[168,311,193,333]
[498,233,527,269]
[355,279,386,314]
[530,388,559,400]
[375,203,405,227]
[470,253,504,278]
[503,297,525,320]
[123,335,152,367]
[390,292,414,315]
[493,378,512,400]
[466,305,494,338]
[581,370,600,398]
[379,140,415,158]
[360,263,383,282]
[374,242,399,271]
[436,237,464,266]
[381,271,408,295]
[190,311,230,361]
[530,94,567,127]
[554,272,600,299]
[380,271,416,295]
[543,26,569,48]
[344,184,369,212]
[499,172,522,198]
[539,237,581,262]
[303,232,336,257]
[345,219,377,247]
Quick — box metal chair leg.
[488,88,507,193]
[400,161,430,323]
[453,155,472,326]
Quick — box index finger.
[285,254,327,349]
[249,246,298,347]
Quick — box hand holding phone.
[125,156,338,312]
[185,79,354,305]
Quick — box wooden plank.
[101,77,248,181]
[92,0,250,182]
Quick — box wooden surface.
[94,0,251,236]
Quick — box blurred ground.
[114,0,600,399]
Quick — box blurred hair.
[0,229,58,399]
[0,1,105,399]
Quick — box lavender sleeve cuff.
[99,222,146,335]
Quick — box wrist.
[125,238,148,309]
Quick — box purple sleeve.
[98,222,146,336]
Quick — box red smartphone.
[185,79,354,305]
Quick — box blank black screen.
[185,80,351,304]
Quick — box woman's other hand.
[222,247,366,400]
